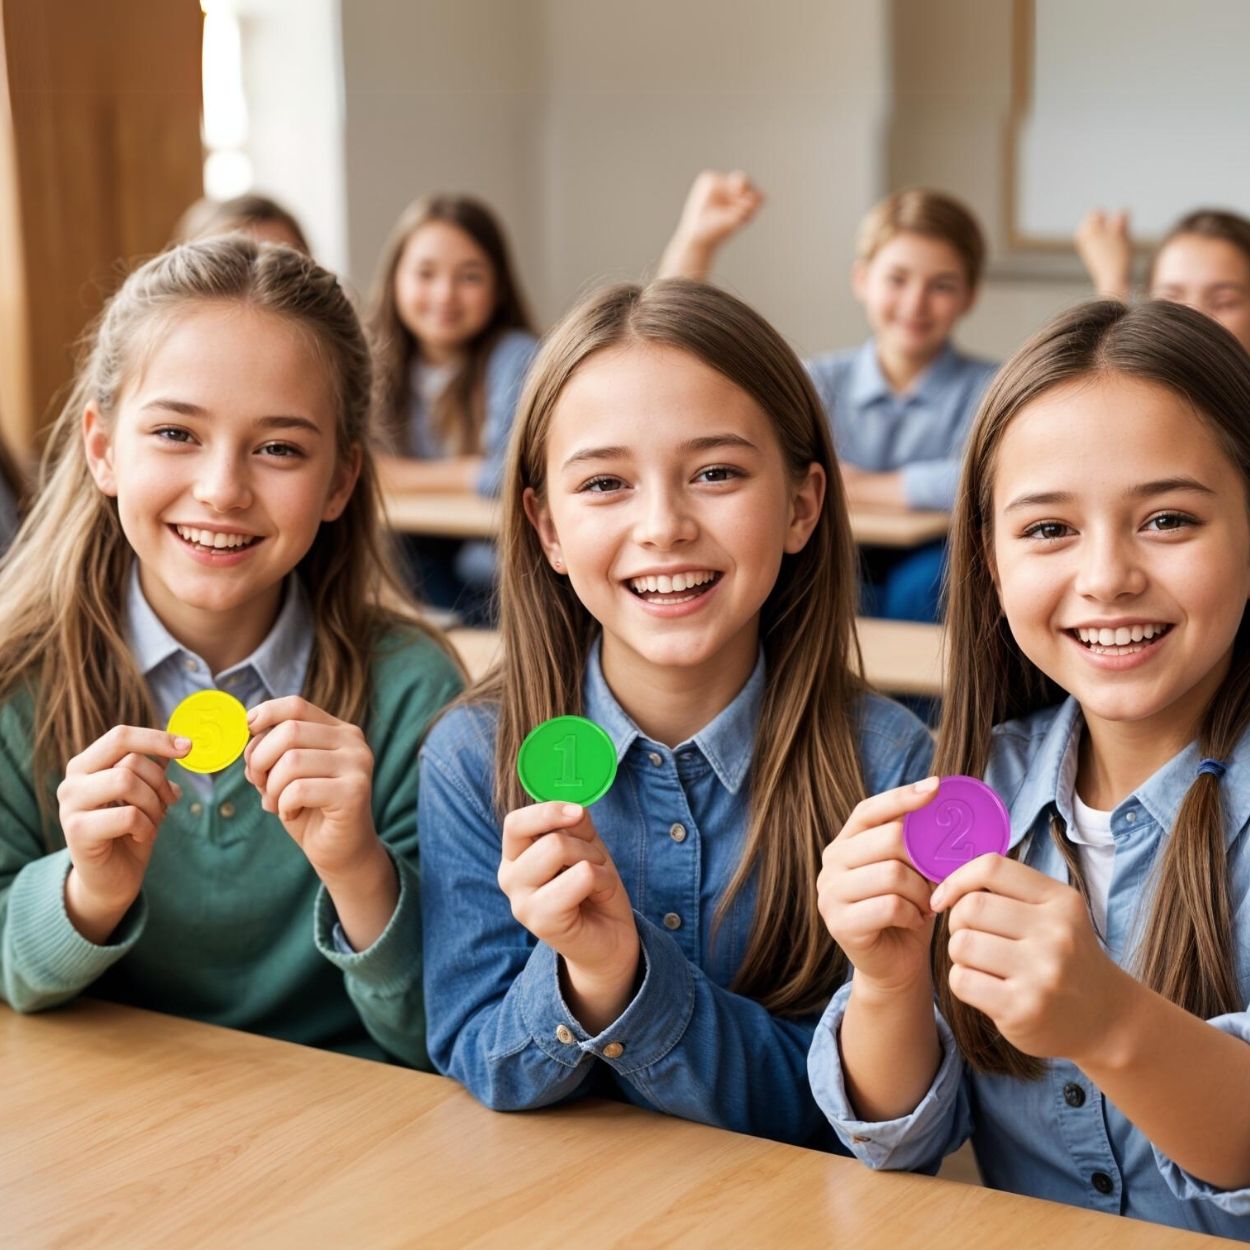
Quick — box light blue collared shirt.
[806,340,997,511]
[124,565,313,796]
[809,696,1250,1240]
[419,639,935,1147]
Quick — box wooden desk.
[449,620,944,698]
[0,1003,1217,1249]
[384,491,949,549]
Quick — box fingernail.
[170,782,183,798]
[173,736,192,751]
[913,776,939,794]
[930,886,946,909]
[246,707,258,724]
[561,804,582,819]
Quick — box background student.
[368,194,539,623]
[810,300,1250,1240]
[419,278,933,1147]
[172,192,312,255]
[0,237,461,1067]
[1076,207,1250,353]
[661,173,996,622]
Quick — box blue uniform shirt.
[419,641,934,1147]
[806,340,997,511]
[809,696,1250,1240]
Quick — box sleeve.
[476,332,540,499]
[420,724,833,1145]
[808,980,971,1170]
[900,459,961,511]
[312,639,463,1070]
[0,699,146,1012]
[1152,1011,1250,1214]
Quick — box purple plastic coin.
[903,775,1010,883]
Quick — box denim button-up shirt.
[806,340,997,511]
[419,644,934,1147]
[809,696,1250,1240]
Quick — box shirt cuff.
[1152,1012,1250,1213]
[807,979,963,1170]
[7,849,146,994]
[900,461,959,511]
[313,850,421,997]
[514,912,695,1072]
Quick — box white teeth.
[176,525,255,550]
[1099,628,1115,646]
[628,570,715,594]
[1130,625,1143,642]
[1115,627,1131,646]
[1074,623,1169,648]
[1143,624,1156,639]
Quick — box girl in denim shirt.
[419,279,933,1146]
[811,300,1250,1239]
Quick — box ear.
[322,444,363,522]
[523,486,565,572]
[850,259,870,304]
[783,462,826,555]
[82,402,118,496]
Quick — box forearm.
[843,468,908,510]
[1076,970,1250,1190]
[840,976,941,1121]
[378,453,483,495]
[657,231,718,282]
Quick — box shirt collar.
[125,563,312,699]
[846,339,961,409]
[1007,695,1250,850]
[581,638,765,795]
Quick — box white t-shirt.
[1067,791,1116,938]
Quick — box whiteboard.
[1015,0,1250,242]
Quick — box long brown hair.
[935,298,1250,1077]
[475,278,867,1016]
[368,195,535,457]
[0,236,450,835]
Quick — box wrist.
[318,836,392,900]
[561,939,641,1035]
[850,966,934,1010]
[1070,962,1147,1074]
[64,868,136,946]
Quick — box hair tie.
[1197,758,1227,781]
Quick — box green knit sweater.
[0,628,462,1068]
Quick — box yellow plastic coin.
[166,690,250,774]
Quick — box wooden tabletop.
[0,1002,1219,1249]
[383,491,949,549]
[448,618,944,698]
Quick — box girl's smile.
[84,303,358,670]
[527,342,823,734]
[992,371,1250,754]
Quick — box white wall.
[337,0,890,351]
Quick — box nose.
[901,281,927,320]
[193,450,252,513]
[633,483,697,550]
[1073,526,1146,603]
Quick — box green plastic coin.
[517,715,618,805]
[167,689,250,774]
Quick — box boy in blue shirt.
[660,173,996,622]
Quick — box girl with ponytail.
[810,300,1250,1239]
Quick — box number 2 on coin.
[553,734,584,790]
[934,799,976,863]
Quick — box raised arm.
[657,170,764,281]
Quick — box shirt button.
[1091,1171,1114,1195]
[602,1042,625,1059]
[662,912,682,930]
[669,822,687,843]
[189,802,203,816]
[647,752,663,767]
[183,657,199,672]
[555,1024,574,1045]
[1063,1082,1086,1108]
[219,802,235,819]
[1125,810,1136,824]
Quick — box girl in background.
[172,192,312,255]
[811,300,1250,1239]
[368,195,539,621]
[1076,208,1250,352]
[0,237,461,1067]
[419,279,933,1146]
